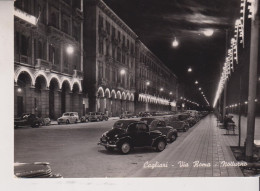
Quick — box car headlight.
[102,131,108,137]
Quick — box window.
[106,21,110,35]
[50,12,58,28]
[117,48,121,62]
[112,27,115,39]
[118,31,121,41]
[98,15,103,31]
[137,124,147,132]
[38,41,42,59]
[73,23,80,41]
[21,35,29,56]
[62,18,69,34]
[99,38,104,55]
[106,66,110,81]
[98,62,103,79]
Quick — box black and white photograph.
[1,0,260,190]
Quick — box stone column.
[65,91,72,112]
[25,85,35,114]
[100,97,105,112]
[54,90,61,119]
[41,88,50,118]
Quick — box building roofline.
[97,0,138,39]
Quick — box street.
[15,118,186,178]
[14,114,248,177]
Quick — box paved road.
[14,118,185,178]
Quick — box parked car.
[140,117,178,142]
[120,111,135,119]
[137,112,152,117]
[14,113,42,128]
[57,112,79,124]
[96,112,109,121]
[82,112,103,122]
[98,120,167,154]
[14,162,62,178]
[162,115,190,132]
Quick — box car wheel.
[170,134,177,143]
[105,117,108,121]
[120,142,131,154]
[105,147,114,152]
[66,119,70,124]
[156,140,166,152]
[75,119,78,124]
[97,118,99,122]
[58,122,61,125]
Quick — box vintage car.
[81,112,106,122]
[119,111,135,119]
[137,112,152,117]
[96,112,109,121]
[14,113,42,128]
[98,120,167,154]
[140,118,178,143]
[57,112,79,124]
[162,115,190,132]
[14,162,62,178]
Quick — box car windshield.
[113,120,137,129]
[63,113,70,116]
[89,113,95,116]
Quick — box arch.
[97,86,105,97]
[122,92,126,100]
[14,67,35,86]
[61,77,72,91]
[49,74,62,89]
[72,82,80,93]
[130,93,134,101]
[105,88,111,98]
[116,91,122,100]
[34,71,49,88]
[111,89,117,99]
[71,79,82,92]
[126,92,131,101]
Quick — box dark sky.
[103,0,240,106]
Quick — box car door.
[70,113,75,123]
[135,123,152,146]
[157,121,167,135]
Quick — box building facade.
[83,0,136,117]
[135,41,178,113]
[83,0,178,116]
[14,0,84,119]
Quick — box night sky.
[103,0,241,106]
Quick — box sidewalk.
[131,114,244,177]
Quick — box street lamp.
[17,87,22,93]
[172,37,179,48]
[199,87,201,91]
[66,45,74,54]
[195,80,198,85]
[160,88,164,91]
[120,69,126,75]
[146,81,150,86]
[169,91,173,95]
[188,67,192,73]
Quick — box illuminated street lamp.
[66,45,74,54]
[120,69,126,75]
[160,88,164,91]
[195,80,198,85]
[169,91,173,95]
[203,29,214,37]
[188,67,192,73]
[172,37,179,48]
[199,87,202,91]
[17,88,22,93]
[146,81,150,86]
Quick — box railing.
[48,26,75,42]
[35,59,52,71]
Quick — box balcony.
[73,70,83,80]
[98,78,108,86]
[74,8,83,20]
[14,7,37,27]
[35,59,52,72]
[47,26,76,44]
